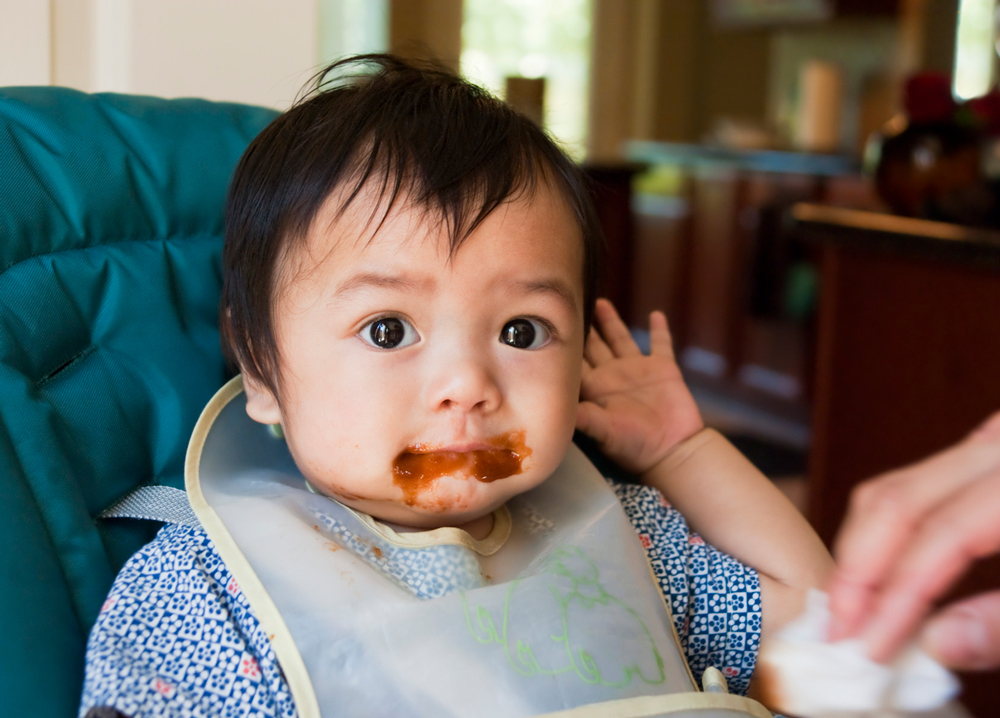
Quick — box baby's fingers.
[584,326,614,366]
[594,298,640,358]
[576,400,613,448]
[648,310,676,360]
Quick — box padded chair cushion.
[0,87,277,715]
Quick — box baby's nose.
[424,353,502,415]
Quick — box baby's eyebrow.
[331,271,430,300]
[509,278,579,313]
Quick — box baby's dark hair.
[221,54,602,396]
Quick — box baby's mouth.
[391,430,532,507]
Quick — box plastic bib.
[186,377,771,718]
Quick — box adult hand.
[576,298,703,475]
[827,410,1000,670]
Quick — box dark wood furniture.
[793,203,1000,717]
[584,163,642,324]
[624,142,866,420]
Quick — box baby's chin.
[326,471,532,530]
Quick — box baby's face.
[244,182,586,529]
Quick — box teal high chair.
[0,86,277,715]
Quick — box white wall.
[52,0,133,94]
[3,0,321,109]
[0,0,51,87]
[128,0,318,108]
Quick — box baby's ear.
[243,373,283,426]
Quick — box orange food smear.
[392,430,531,506]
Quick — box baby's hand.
[577,299,703,475]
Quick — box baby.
[80,55,831,717]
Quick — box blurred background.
[2,0,999,712]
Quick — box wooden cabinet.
[626,143,869,417]
[584,164,640,324]
[624,145,893,426]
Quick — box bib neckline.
[305,479,512,556]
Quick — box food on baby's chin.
[392,430,532,506]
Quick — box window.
[953,0,996,100]
[461,0,592,159]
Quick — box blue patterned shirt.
[80,479,761,716]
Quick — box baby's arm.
[577,299,833,639]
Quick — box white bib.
[186,377,771,718]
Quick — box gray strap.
[98,485,200,528]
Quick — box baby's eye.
[361,316,419,350]
[500,318,550,350]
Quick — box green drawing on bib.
[462,546,666,688]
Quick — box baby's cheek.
[283,427,375,499]
[544,409,580,469]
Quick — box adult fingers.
[828,467,932,640]
[584,325,614,367]
[861,470,1000,662]
[923,591,1000,671]
[593,298,641,358]
[829,420,1000,640]
[969,409,1000,442]
[647,310,676,360]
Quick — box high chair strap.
[98,485,200,528]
